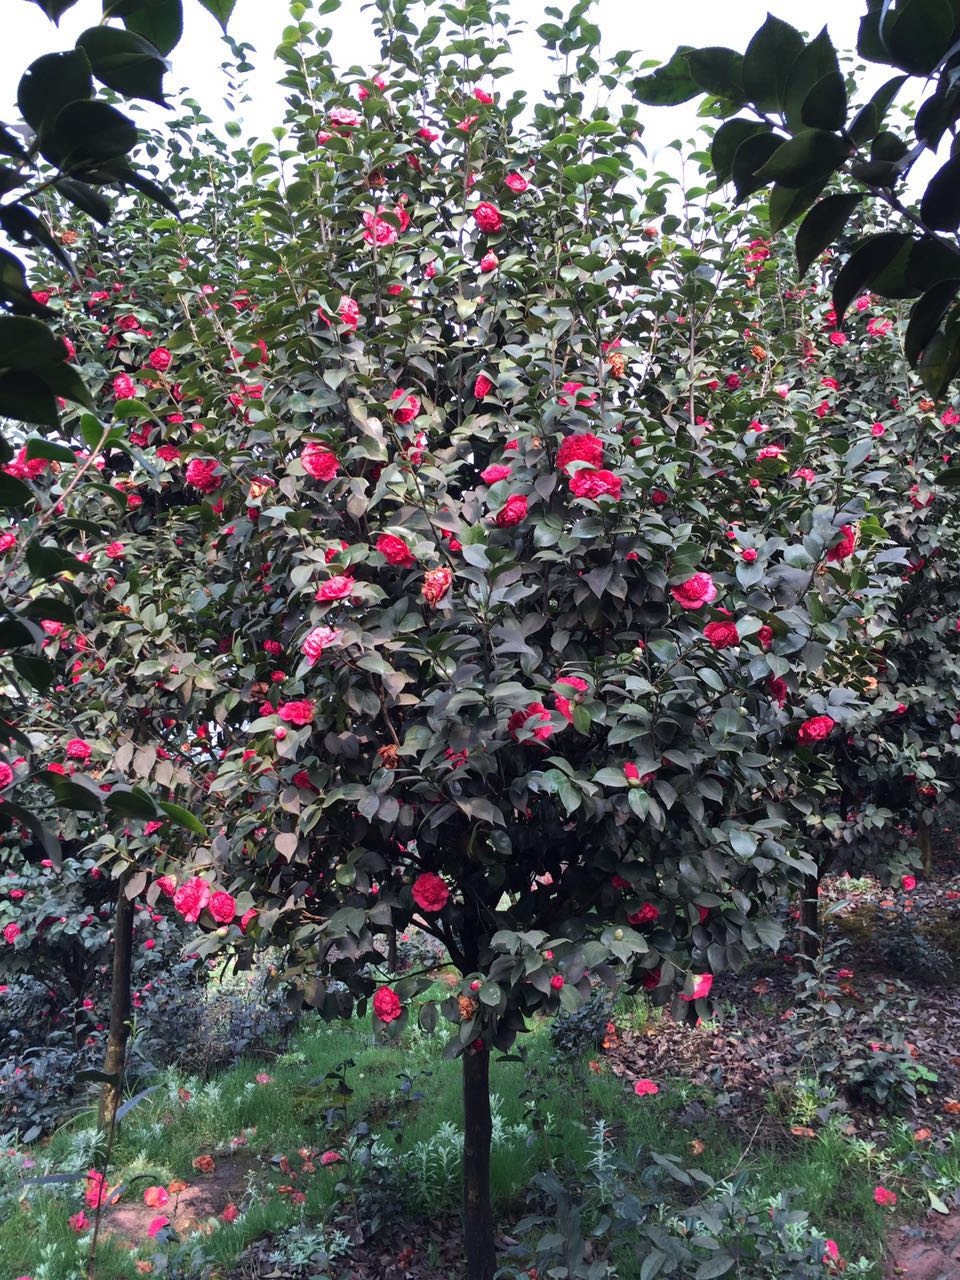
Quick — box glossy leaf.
[102,0,184,56]
[920,154,960,231]
[755,129,849,188]
[17,50,93,132]
[832,231,916,324]
[631,47,699,106]
[742,14,804,114]
[77,26,168,105]
[795,193,863,278]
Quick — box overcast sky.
[7,0,866,164]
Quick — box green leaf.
[0,315,69,372]
[12,653,55,692]
[849,75,908,146]
[24,438,77,464]
[25,541,89,580]
[631,47,699,105]
[917,309,960,398]
[0,372,59,426]
[110,163,180,217]
[920,154,960,231]
[880,0,956,75]
[732,133,783,203]
[0,203,76,279]
[159,800,207,837]
[905,281,960,366]
[105,786,158,820]
[685,48,745,103]
[795,193,862,277]
[0,249,56,318]
[783,28,841,129]
[0,472,33,508]
[768,176,829,233]
[742,15,804,114]
[21,596,74,624]
[55,178,113,226]
[0,618,40,646]
[832,231,916,323]
[17,49,93,132]
[47,100,138,170]
[755,129,849,188]
[710,118,767,186]
[103,0,184,56]
[28,0,81,15]
[801,73,846,131]
[77,26,168,105]
[196,0,236,30]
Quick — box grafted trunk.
[98,879,134,1130]
[462,1045,496,1280]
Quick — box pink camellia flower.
[316,575,354,602]
[0,762,13,788]
[756,445,783,460]
[147,1215,170,1238]
[0,532,16,554]
[825,524,857,562]
[209,892,236,924]
[302,626,342,664]
[507,702,553,743]
[569,468,621,501]
[798,715,835,745]
[185,458,221,493]
[704,620,739,650]
[221,1203,239,1223]
[479,251,499,272]
[421,566,453,606]
[725,373,741,390]
[417,126,439,142]
[557,433,603,474]
[472,202,503,233]
[320,1150,343,1166]
[105,541,125,559]
[474,374,494,398]
[301,443,339,481]
[456,114,479,131]
[824,1240,840,1262]
[411,873,449,913]
[671,573,717,610]
[558,381,596,408]
[329,106,362,128]
[255,1072,273,1084]
[550,974,564,990]
[66,738,91,762]
[240,908,258,933]
[278,700,315,727]
[873,1185,897,1208]
[69,1210,90,1232]
[871,422,885,437]
[680,973,713,1002]
[148,348,172,372]
[372,985,402,1022]
[174,877,211,923]
[474,87,494,103]
[901,874,917,891]
[143,1186,169,1209]
[792,467,816,484]
[376,533,415,568]
[828,331,846,346]
[357,75,386,100]
[391,388,421,423]
[504,172,529,192]
[624,762,642,786]
[4,923,21,944]
[338,296,361,329]
[495,494,528,526]
[633,1078,658,1096]
[481,464,512,484]
[362,209,398,246]
[112,373,136,400]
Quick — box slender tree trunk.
[798,869,821,966]
[98,878,134,1130]
[462,1046,496,1280]
[919,818,933,877]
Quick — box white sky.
[6,0,865,166]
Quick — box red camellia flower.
[873,1185,897,1208]
[411,872,449,913]
[901,874,917,891]
[209,891,236,924]
[148,348,172,372]
[302,443,339,481]
[0,762,12,788]
[372,985,402,1022]
[504,171,530,194]
[495,494,528,526]
[680,973,713,1001]
[173,877,211,923]
[670,572,717,610]
[550,974,564,989]
[508,702,553,743]
[557,433,603,474]
[143,1186,169,1209]
[320,1150,342,1166]
[316,575,354,602]
[185,458,221,493]
[376,533,415,567]
[628,903,659,925]
[278,699,315,726]
[240,908,258,932]
[362,208,398,245]
[481,464,512,484]
[147,1215,170,1238]
[479,251,499,272]
[473,202,503,233]
[66,738,92,761]
[474,374,494,398]
[767,675,788,707]
[569,468,621,501]
[798,715,835,745]
[825,524,857,563]
[112,373,136,399]
[633,1078,658,1096]
[703,620,739,649]
[391,388,421,423]
[741,547,757,562]
[3,922,20,944]
[757,625,774,650]
[421,566,453,606]
[302,625,342,663]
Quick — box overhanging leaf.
[795,193,863,278]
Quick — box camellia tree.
[5,0,949,1273]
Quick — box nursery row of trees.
[4,0,960,1275]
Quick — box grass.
[1,990,956,1279]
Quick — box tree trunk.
[98,879,134,1130]
[919,818,933,877]
[462,1046,496,1280]
[798,869,821,966]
